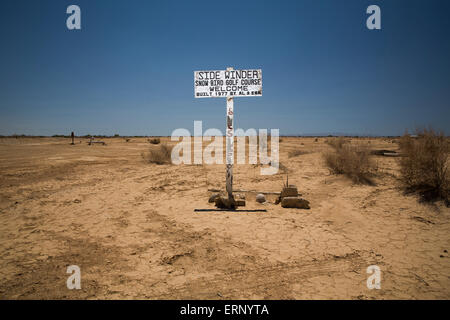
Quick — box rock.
[256,193,266,203]
[215,196,236,209]
[213,193,245,208]
[281,197,310,209]
[208,193,220,203]
[274,196,281,205]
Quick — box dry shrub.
[278,161,288,173]
[143,143,173,165]
[288,149,308,158]
[399,128,449,202]
[149,138,161,144]
[326,137,348,150]
[324,141,376,184]
[269,160,288,173]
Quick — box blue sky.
[1,0,449,136]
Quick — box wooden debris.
[370,149,401,157]
[280,185,300,198]
[88,137,106,146]
[208,188,280,195]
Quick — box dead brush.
[253,160,289,173]
[143,143,173,165]
[276,161,289,173]
[399,128,449,203]
[326,137,348,150]
[148,137,161,145]
[323,140,377,184]
[288,149,309,158]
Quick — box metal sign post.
[194,68,262,206]
[225,67,234,203]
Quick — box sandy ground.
[0,136,448,300]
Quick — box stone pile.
[275,184,310,209]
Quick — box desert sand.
[0,136,448,299]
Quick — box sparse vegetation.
[148,138,161,145]
[278,161,288,173]
[143,143,173,165]
[266,160,288,173]
[326,137,348,150]
[399,128,449,203]
[288,149,308,158]
[324,138,376,184]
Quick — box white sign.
[194,69,262,98]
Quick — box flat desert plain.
[0,137,448,299]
